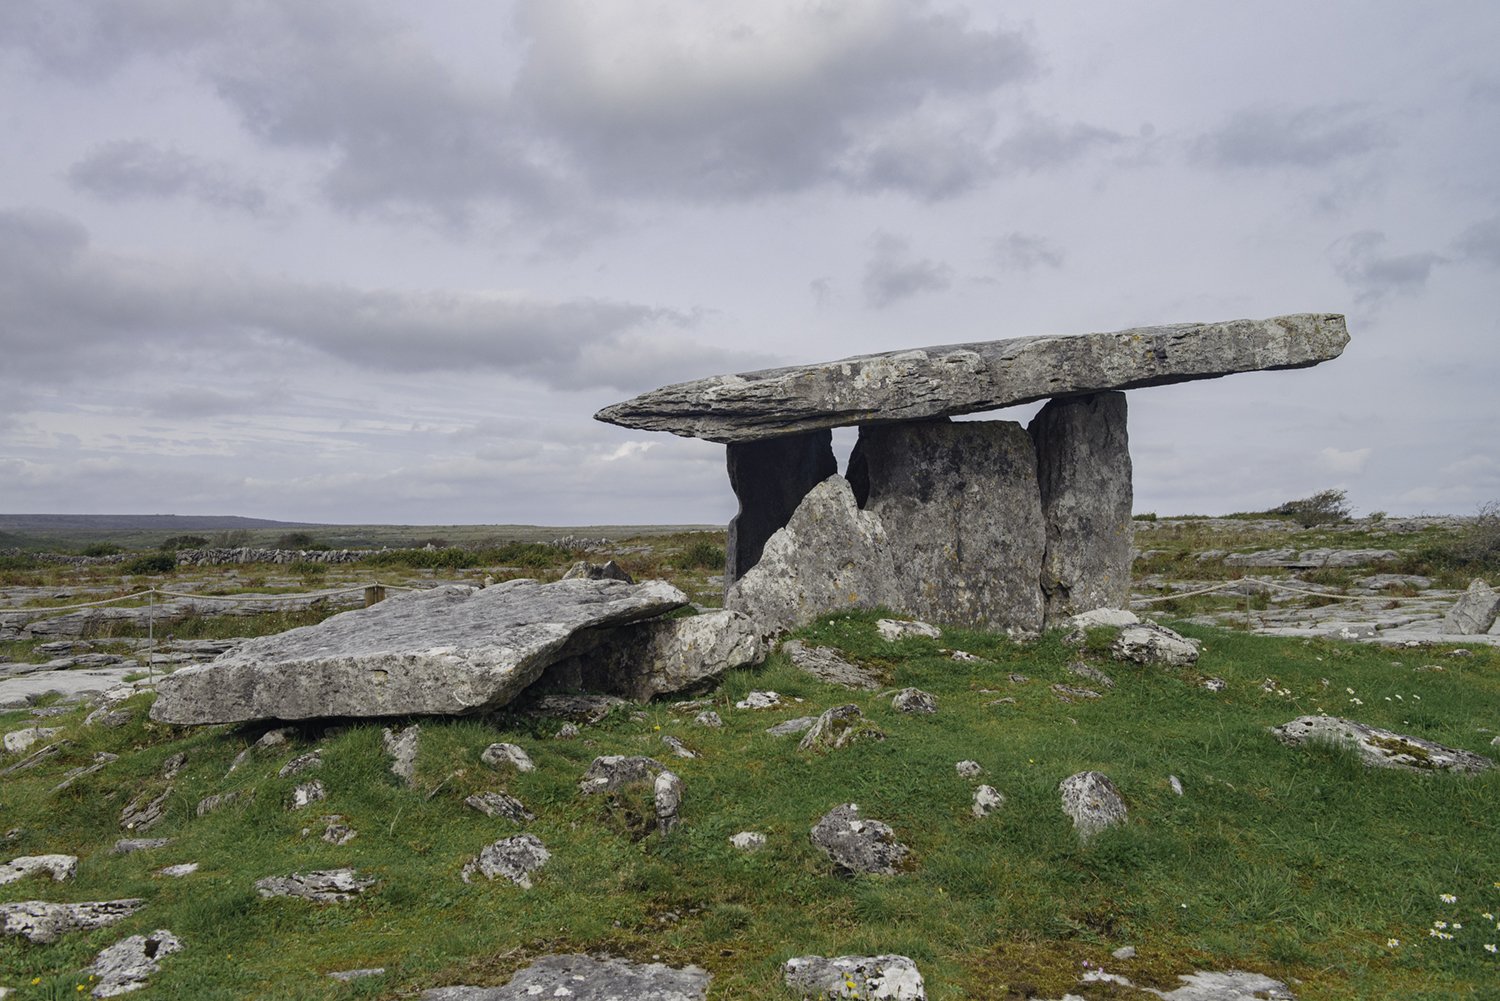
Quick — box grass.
[2,609,1497,1000]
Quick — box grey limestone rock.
[972,785,1005,818]
[725,477,898,633]
[87,929,183,997]
[1152,970,1297,1000]
[661,734,697,759]
[0,899,145,944]
[381,724,420,786]
[1051,684,1102,703]
[329,968,386,982]
[811,803,910,876]
[461,834,550,887]
[195,790,244,817]
[288,781,326,810]
[875,618,941,642]
[736,690,783,709]
[799,704,885,751]
[480,742,535,772]
[0,854,77,885]
[119,788,172,832]
[320,816,358,845]
[1069,662,1116,688]
[955,760,982,779]
[465,791,534,824]
[150,578,687,724]
[4,726,60,754]
[654,770,684,835]
[1112,623,1199,667]
[1059,771,1128,840]
[692,710,722,728]
[536,609,765,702]
[1271,716,1493,773]
[783,954,926,1000]
[277,750,321,778]
[854,420,1046,633]
[254,868,377,902]
[560,560,634,583]
[892,688,938,714]
[421,953,711,1001]
[113,838,171,855]
[727,429,838,580]
[781,640,882,690]
[1029,392,1133,625]
[578,755,665,795]
[729,831,766,851]
[156,863,198,878]
[767,716,817,736]
[1444,579,1500,634]
[596,313,1349,443]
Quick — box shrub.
[677,540,727,571]
[211,529,253,547]
[159,534,209,551]
[1274,488,1351,528]
[123,553,176,575]
[276,531,330,550]
[290,560,328,581]
[80,543,123,557]
[1404,500,1500,576]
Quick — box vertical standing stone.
[852,419,1046,633]
[726,430,837,581]
[1028,392,1133,625]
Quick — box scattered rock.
[654,770,684,835]
[1169,775,1184,796]
[421,953,710,1001]
[0,854,77,885]
[320,816,358,845]
[113,838,171,855]
[955,760,982,779]
[783,954,926,1000]
[692,710,722,728]
[83,706,134,729]
[891,688,937,714]
[782,640,882,690]
[87,928,183,997]
[461,834,551,888]
[1112,623,1199,667]
[3,727,60,754]
[799,704,885,751]
[972,785,1005,818]
[1059,771,1128,840]
[119,788,172,832]
[195,790,245,817]
[1008,673,1030,684]
[1112,946,1137,960]
[810,803,910,876]
[156,863,199,878]
[554,723,580,739]
[51,750,118,795]
[524,693,626,724]
[464,792,534,824]
[729,832,766,852]
[0,899,145,944]
[1202,677,1227,692]
[329,968,385,982]
[289,781,326,810]
[561,560,634,583]
[948,649,982,663]
[578,755,665,796]
[1444,579,1500,635]
[1051,684,1102,703]
[277,750,322,778]
[480,742,535,773]
[1069,662,1116,688]
[661,734,698,759]
[1271,716,1494,773]
[766,717,817,736]
[382,724,420,786]
[1065,608,1139,630]
[1153,970,1297,1000]
[876,618,941,642]
[736,690,783,710]
[255,727,293,748]
[254,868,377,903]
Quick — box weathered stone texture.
[1029,392,1133,624]
[596,314,1349,443]
[726,430,837,579]
[1271,716,1494,773]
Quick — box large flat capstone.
[596,314,1348,443]
[149,578,687,725]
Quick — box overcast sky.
[1,1,1497,527]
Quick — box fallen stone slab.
[596,313,1348,442]
[783,954,926,1000]
[150,578,687,724]
[0,853,77,885]
[421,953,711,1000]
[461,834,550,887]
[782,641,883,690]
[1059,771,1127,840]
[87,928,183,997]
[1444,579,1500,635]
[811,803,910,875]
[1271,716,1494,773]
[254,868,377,902]
[0,899,145,944]
[1112,623,1199,667]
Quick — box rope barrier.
[1,582,427,616]
[1132,577,1427,606]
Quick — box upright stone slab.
[1029,392,1133,625]
[726,430,837,580]
[851,419,1046,634]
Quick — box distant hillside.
[0,514,315,534]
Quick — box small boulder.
[421,954,710,1001]
[1271,716,1494,773]
[119,788,172,832]
[0,899,145,944]
[654,771,684,835]
[461,834,550,888]
[1112,623,1198,667]
[561,560,634,583]
[781,640,882,690]
[0,854,77,886]
[810,803,910,876]
[381,724,420,786]
[661,734,698,759]
[972,785,1005,818]
[736,690,783,710]
[1069,662,1116,687]
[1444,578,1500,635]
[87,928,183,997]
[891,688,937,714]
[766,717,817,736]
[277,750,322,778]
[692,710,723,728]
[1065,608,1139,630]
[783,954,926,1000]
[465,791,534,824]
[1051,684,1102,704]
[288,781,326,810]
[877,619,941,642]
[1059,771,1127,840]
[156,863,198,878]
[480,742,535,772]
[320,816,357,845]
[955,760,983,779]
[4,727,60,754]
[729,831,766,852]
[113,838,171,855]
[578,755,665,795]
[799,705,885,751]
[254,868,377,902]
[195,790,244,817]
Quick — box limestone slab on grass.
[782,641,883,690]
[1444,579,1500,634]
[811,803,910,875]
[1112,623,1199,667]
[1059,771,1127,840]
[87,929,182,998]
[1271,716,1494,774]
[460,834,550,888]
[0,899,145,944]
[150,578,687,724]
[596,313,1348,442]
[254,868,377,903]
[783,954,926,1000]
[421,953,710,1000]
[0,854,76,885]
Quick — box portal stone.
[726,430,837,580]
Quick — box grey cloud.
[0,207,755,392]
[1194,104,1391,169]
[862,231,953,309]
[994,232,1063,271]
[1453,217,1500,267]
[68,139,270,213]
[0,0,227,80]
[993,118,1123,172]
[1329,230,1446,304]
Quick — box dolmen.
[597,313,1349,635]
[150,578,764,725]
